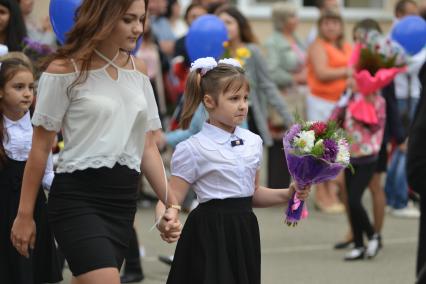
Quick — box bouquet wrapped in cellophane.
[283,120,350,226]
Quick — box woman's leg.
[72,268,120,284]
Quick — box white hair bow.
[218,58,242,68]
[0,44,8,57]
[190,57,218,75]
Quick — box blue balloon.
[49,0,81,44]
[185,15,228,62]
[392,15,426,55]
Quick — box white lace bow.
[190,57,217,75]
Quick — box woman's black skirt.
[167,197,261,284]
[48,164,139,276]
[0,158,62,284]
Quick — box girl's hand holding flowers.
[289,182,311,201]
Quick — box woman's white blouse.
[3,112,54,189]
[32,68,161,173]
[171,123,263,203]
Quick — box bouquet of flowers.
[283,120,350,226]
[344,30,407,127]
[222,41,251,67]
[350,29,406,96]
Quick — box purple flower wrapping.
[283,131,346,225]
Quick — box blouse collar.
[202,122,246,144]
[3,111,32,130]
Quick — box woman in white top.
[157,58,311,284]
[10,1,179,284]
[0,55,62,283]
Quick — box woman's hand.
[157,208,182,243]
[10,214,36,258]
[289,182,311,201]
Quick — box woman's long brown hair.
[46,0,149,92]
[215,5,258,44]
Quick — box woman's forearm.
[17,148,50,217]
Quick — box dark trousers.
[417,195,426,278]
[345,162,377,248]
[123,227,143,275]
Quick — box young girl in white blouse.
[10,1,179,284]
[157,57,311,284]
[0,55,62,283]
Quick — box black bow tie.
[231,139,244,147]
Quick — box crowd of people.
[0,0,425,283]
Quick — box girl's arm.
[252,171,310,208]
[11,127,57,257]
[155,176,191,243]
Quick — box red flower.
[309,121,327,136]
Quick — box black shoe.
[120,273,144,283]
[344,247,365,261]
[334,240,354,250]
[158,255,173,266]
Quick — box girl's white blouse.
[32,68,161,173]
[171,123,263,203]
[3,112,54,189]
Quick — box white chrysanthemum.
[190,57,217,75]
[218,58,242,68]
[293,130,315,153]
[336,139,350,165]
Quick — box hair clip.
[190,57,218,76]
[218,58,242,68]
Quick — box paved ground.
[61,192,420,284]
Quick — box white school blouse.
[3,112,54,189]
[171,122,263,203]
[32,65,161,173]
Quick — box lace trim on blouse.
[32,113,62,132]
[56,153,141,173]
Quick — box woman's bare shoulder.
[45,59,76,74]
[132,56,148,76]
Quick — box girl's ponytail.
[180,71,203,129]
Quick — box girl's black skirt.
[0,158,62,284]
[167,197,261,284]
[48,164,139,276]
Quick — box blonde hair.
[317,9,345,49]
[180,64,249,129]
[271,2,297,32]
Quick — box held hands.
[289,182,311,201]
[157,208,182,243]
[10,214,36,258]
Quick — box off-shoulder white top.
[32,53,162,173]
